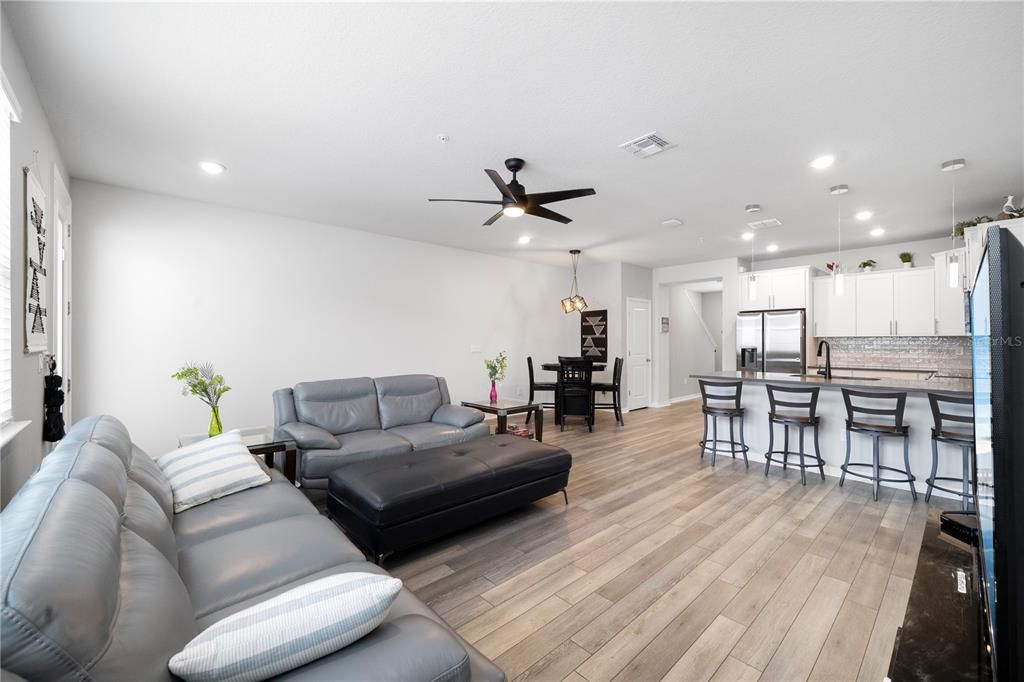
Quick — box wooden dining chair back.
[592,357,625,426]
[526,356,556,423]
[557,357,594,432]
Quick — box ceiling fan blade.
[428,199,503,204]
[482,209,505,226]
[525,188,596,205]
[524,204,572,224]
[485,169,518,201]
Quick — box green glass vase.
[208,406,223,437]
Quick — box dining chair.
[557,357,594,432]
[592,357,624,426]
[526,356,556,424]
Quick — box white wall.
[2,13,71,507]
[669,287,716,400]
[71,181,585,454]
[702,291,723,371]
[753,235,954,273]
[653,258,740,406]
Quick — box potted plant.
[484,351,508,403]
[951,216,993,241]
[898,252,914,268]
[859,259,877,272]
[172,362,231,436]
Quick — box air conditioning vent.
[619,132,673,158]
[746,217,782,230]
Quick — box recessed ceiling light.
[741,232,755,241]
[517,235,532,245]
[766,243,779,253]
[745,204,761,214]
[199,161,226,175]
[941,158,966,172]
[870,227,886,237]
[829,184,849,195]
[810,154,835,170]
[856,210,873,221]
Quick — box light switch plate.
[470,345,481,353]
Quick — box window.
[1,72,20,426]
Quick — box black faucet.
[817,340,832,379]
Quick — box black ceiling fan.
[429,158,596,226]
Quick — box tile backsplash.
[816,336,972,377]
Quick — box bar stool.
[925,392,975,510]
[764,384,825,486]
[839,388,917,502]
[697,380,749,468]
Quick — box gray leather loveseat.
[0,415,504,681]
[273,374,490,488]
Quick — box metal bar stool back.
[839,388,916,501]
[925,392,975,509]
[697,380,749,468]
[764,384,824,485]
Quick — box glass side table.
[178,426,298,484]
[460,399,543,442]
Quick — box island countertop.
[691,370,971,396]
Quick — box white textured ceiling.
[6,2,1023,267]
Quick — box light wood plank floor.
[385,401,931,682]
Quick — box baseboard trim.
[670,394,700,404]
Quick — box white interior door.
[52,169,72,421]
[626,297,652,410]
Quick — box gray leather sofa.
[0,415,504,681]
[274,374,490,488]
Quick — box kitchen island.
[690,370,972,500]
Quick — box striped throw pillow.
[157,431,270,513]
[169,572,403,682]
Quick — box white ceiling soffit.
[6,2,1022,267]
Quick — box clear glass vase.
[208,405,223,437]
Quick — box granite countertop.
[691,370,972,395]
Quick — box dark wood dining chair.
[592,357,624,426]
[557,357,594,432]
[526,356,556,424]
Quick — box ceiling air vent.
[746,217,782,230]
[619,131,673,158]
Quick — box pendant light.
[747,233,759,302]
[942,158,966,289]
[829,184,849,297]
[561,249,588,314]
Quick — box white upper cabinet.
[893,269,935,336]
[933,248,968,336]
[855,272,896,336]
[739,267,808,311]
[812,276,857,337]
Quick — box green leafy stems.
[172,362,231,408]
[484,351,508,383]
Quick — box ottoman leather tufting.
[327,435,572,562]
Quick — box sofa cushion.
[301,430,413,481]
[177,515,366,619]
[170,573,403,682]
[386,422,475,450]
[328,435,573,526]
[374,375,445,429]
[173,473,319,551]
[294,378,381,434]
[198,561,502,682]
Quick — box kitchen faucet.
[817,340,832,379]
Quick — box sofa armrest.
[274,614,471,681]
[432,405,485,429]
[277,422,340,450]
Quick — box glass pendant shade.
[747,274,758,301]
[571,295,588,312]
[833,264,845,297]
[561,297,575,314]
[562,250,586,314]
[948,253,960,289]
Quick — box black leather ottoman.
[326,434,572,563]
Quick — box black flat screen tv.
[970,224,1024,681]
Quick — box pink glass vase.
[489,380,498,403]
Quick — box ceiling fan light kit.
[428,157,596,226]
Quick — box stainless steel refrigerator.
[735,309,806,374]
